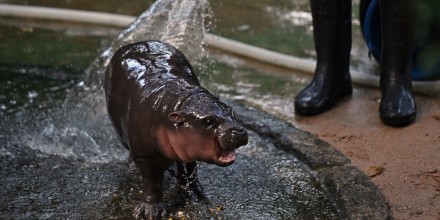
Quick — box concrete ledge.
[320,165,391,220]
[229,101,391,219]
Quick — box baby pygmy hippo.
[104,40,248,219]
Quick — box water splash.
[85,0,209,87]
[30,0,211,163]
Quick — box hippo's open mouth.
[218,149,236,164]
[216,139,236,166]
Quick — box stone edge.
[229,101,391,220]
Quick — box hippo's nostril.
[231,128,244,137]
[229,128,248,146]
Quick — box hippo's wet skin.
[105,41,248,219]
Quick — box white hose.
[0,3,438,95]
[0,4,134,26]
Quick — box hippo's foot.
[177,180,209,204]
[176,162,209,204]
[133,202,165,220]
[178,188,208,203]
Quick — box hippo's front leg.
[133,157,167,220]
[176,162,208,203]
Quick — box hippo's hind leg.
[133,157,167,219]
[176,162,208,203]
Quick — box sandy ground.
[291,85,440,220]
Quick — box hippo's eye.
[203,117,215,127]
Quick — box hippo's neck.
[146,81,209,121]
[177,90,222,115]
[173,87,210,112]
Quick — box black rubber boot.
[295,0,353,115]
[379,0,418,126]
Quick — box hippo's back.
[104,41,203,150]
[105,41,200,92]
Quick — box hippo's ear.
[168,111,189,123]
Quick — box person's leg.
[295,0,352,115]
[379,0,418,126]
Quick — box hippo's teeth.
[218,150,236,163]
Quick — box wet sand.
[292,85,440,220]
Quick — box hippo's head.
[165,92,248,166]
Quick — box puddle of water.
[197,131,340,219]
[1,130,341,219]
[105,131,341,219]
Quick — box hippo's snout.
[219,126,248,151]
[214,125,248,167]
[230,127,248,147]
